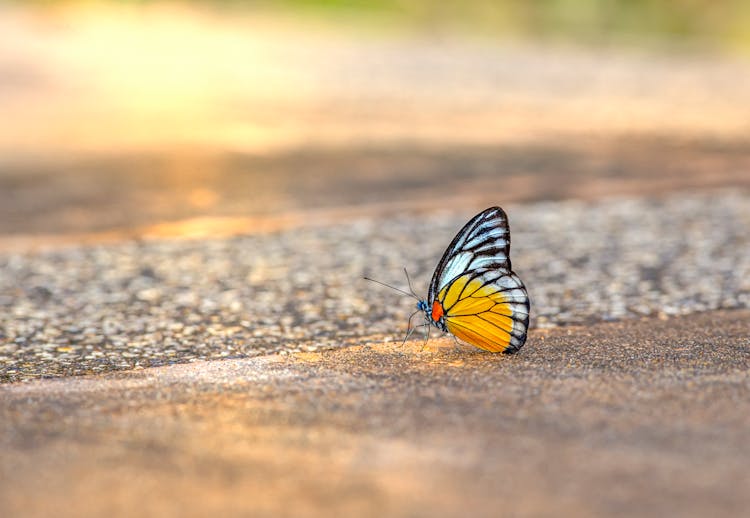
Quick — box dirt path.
[2,310,749,517]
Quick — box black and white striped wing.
[427,206,512,303]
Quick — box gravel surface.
[1,189,748,382]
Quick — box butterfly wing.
[428,207,529,353]
[427,206,512,300]
[438,270,529,352]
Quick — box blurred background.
[3,6,750,514]
[1,0,749,244]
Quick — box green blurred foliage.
[6,0,750,52]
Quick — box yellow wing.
[438,270,529,353]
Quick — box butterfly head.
[416,299,447,331]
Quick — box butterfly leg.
[420,323,431,352]
[404,323,429,345]
[450,333,463,353]
[401,310,422,346]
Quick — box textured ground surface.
[2,310,749,518]
[2,189,748,383]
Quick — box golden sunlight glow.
[1,3,749,162]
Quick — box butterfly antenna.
[402,267,420,299]
[363,276,419,300]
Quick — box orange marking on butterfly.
[431,300,444,322]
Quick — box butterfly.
[366,207,529,353]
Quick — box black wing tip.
[480,206,508,218]
[502,331,529,354]
[476,206,510,233]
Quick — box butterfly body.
[416,298,448,332]
[418,207,530,353]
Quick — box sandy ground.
[2,310,749,517]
